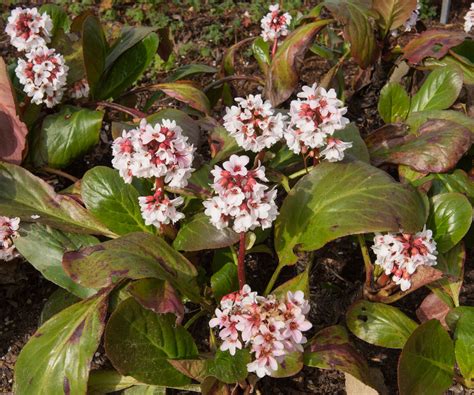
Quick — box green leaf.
[0,162,115,237]
[304,325,374,388]
[166,64,217,82]
[275,161,427,265]
[173,213,239,251]
[104,298,198,387]
[398,320,455,395]
[105,26,157,69]
[427,192,472,253]
[270,352,303,378]
[98,33,159,100]
[206,349,251,383]
[372,0,417,33]
[252,37,270,75]
[432,170,474,203]
[15,223,97,298]
[39,4,70,37]
[369,119,472,173]
[378,82,410,123]
[81,166,154,236]
[323,0,377,68]
[346,300,418,349]
[128,278,184,322]
[39,288,80,325]
[30,106,103,168]
[410,66,463,112]
[82,15,107,97]
[453,309,474,386]
[211,262,238,301]
[152,82,211,115]
[428,243,465,307]
[333,123,370,163]
[405,110,474,135]
[14,291,109,395]
[209,126,241,165]
[265,20,331,106]
[63,232,200,301]
[425,55,474,85]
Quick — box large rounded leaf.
[151,82,211,115]
[410,66,463,112]
[346,300,418,349]
[405,110,474,135]
[0,162,115,237]
[14,291,109,395]
[275,161,426,265]
[15,223,97,298]
[398,320,455,395]
[30,106,103,168]
[452,308,474,386]
[63,232,200,301]
[373,0,417,33]
[369,119,472,173]
[82,166,154,235]
[173,213,239,251]
[377,82,410,123]
[427,192,472,253]
[265,20,330,106]
[105,298,198,387]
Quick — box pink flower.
[6,7,52,52]
[0,216,20,262]
[69,78,90,99]
[465,3,474,33]
[138,188,184,228]
[260,4,292,42]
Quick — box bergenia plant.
[0,2,473,395]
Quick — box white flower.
[5,7,52,52]
[111,119,195,187]
[320,138,352,162]
[464,3,474,33]
[204,155,278,233]
[404,1,420,32]
[260,4,292,42]
[371,226,438,291]
[0,216,20,262]
[223,94,287,152]
[69,78,90,99]
[285,83,350,160]
[15,45,68,108]
[138,188,184,228]
[210,285,311,378]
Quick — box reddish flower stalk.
[238,232,246,289]
[271,38,278,58]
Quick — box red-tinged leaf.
[152,82,211,114]
[0,57,28,164]
[372,0,417,33]
[127,278,184,324]
[369,120,472,173]
[62,232,200,302]
[304,325,375,389]
[403,30,467,64]
[14,290,109,395]
[265,20,331,106]
[207,124,241,165]
[416,292,451,329]
[323,0,377,68]
[168,360,208,383]
[222,37,254,76]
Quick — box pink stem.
[238,232,246,289]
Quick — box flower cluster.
[404,0,420,32]
[371,226,437,291]
[138,188,185,227]
[260,4,292,42]
[285,83,351,161]
[223,94,287,152]
[69,78,90,99]
[210,285,312,378]
[112,118,195,227]
[203,155,278,233]
[0,217,20,262]
[15,46,68,108]
[7,7,69,108]
[5,7,52,52]
[465,3,474,33]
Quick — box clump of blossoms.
[15,45,69,108]
[210,285,312,378]
[203,155,278,233]
[464,3,474,33]
[0,217,20,262]
[69,78,90,99]
[223,94,287,152]
[112,118,195,227]
[371,226,437,291]
[285,83,352,162]
[5,7,52,52]
[260,4,292,42]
